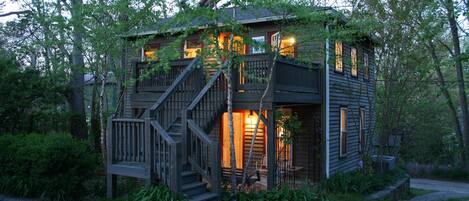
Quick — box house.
[106,6,375,201]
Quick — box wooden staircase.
[107,57,226,201]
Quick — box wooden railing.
[149,120,181,192]
[235,53,273,92]
[235,54,320,95]
[149,58,205,130]
[186,119,221,194]
[184,69,226,195]
[109,118,146,163]
[135,59,192,92]
[147,57,204,193]
[275,58,320,94]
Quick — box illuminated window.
[280,37,296,57]
[359,107,366,153]
[364,53,369,80]
[142,44,159,61]
[218,33,245,54]
[335,41,343,72]
[351,47,358,77]
[250,36,265,54]
[184,40,202,58]
[340,107,348,157]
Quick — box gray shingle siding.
[327,39,376,175]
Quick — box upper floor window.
[219,32,245,55]
[340,107,348,157]
[142,43,159,61]
[184,40,202,58]
[250,36,266,54]
[335,41,343,73]
[359,107,366,153]
[364,53,370,80]
[351,47,358,77]
[270,32,296,58]
[280,36,296,57]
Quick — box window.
[142,44,159,61]
[270,32,296,57]
[279,37,296,57]
[184,40,202,58]
[335,41,343,72]
[364,53,370,80]
[351,48,358,77]
[219,32,245,54]
[340,107,348,157]
[359,108,366,153]
[250,36,265,54]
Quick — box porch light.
[246,110,255,125]
[288,37,296,44]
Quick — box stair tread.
[189,192,218,201]
[182,171,197,177]
[182,181,206,190]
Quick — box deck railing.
[135,59,192,92]
[109,118,146,163]
[235,54,320,95]
[184,69,226,194]
[149,58,204,130]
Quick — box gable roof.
[125,6,338,37]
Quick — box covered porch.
[217,105,323,190]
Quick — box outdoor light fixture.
[246,110,255,125]
[289,37,296,44]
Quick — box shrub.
[129,186,184,201]
[221,186,320,201]
[320,168,404,195]
[0,133,100,200]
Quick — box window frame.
[249,35,266,54]
[340,107,348,157]
[335,41,344,73]
[351,47,358,77]
[183,39,203,59]
[359,107,366,153]
[364,52,370,80]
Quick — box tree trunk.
[446,0,469,168]
[70,0,87,139]
[91,75,101,150]
[427,40,467,166]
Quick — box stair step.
[189,192,218,201]
[182,182,207,197]
[182,171,198,184]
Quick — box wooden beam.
[267,108,276,189]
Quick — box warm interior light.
[289,37,296,44]
[246,110,255,125]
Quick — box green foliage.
[0,133,100,200]
[129,186,184,201]
[0,56,69,133]
[320,169,405,195]
[221,186,320,201]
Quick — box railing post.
[212,141,221,195]
[144,111,153,185]
[182,110,188,163]
[171,142,182,193]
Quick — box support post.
[106,173,117,199]
[144,111,153,185]
[267,108,276,189]
[106,116,116,199]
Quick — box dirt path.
[411,178,469,201]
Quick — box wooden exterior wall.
[327,39,376,175]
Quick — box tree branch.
[0,10,31,18]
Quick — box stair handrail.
[184,69,226,195]
[186,69,227,130]
[149,57,203,130]
[186,119,221,195]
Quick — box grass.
[410,188,435,197]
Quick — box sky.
[0,0,351,23]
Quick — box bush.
[0,133,100,200]
[320,168,405,194]
[129,186,184,201]
[221,186,320,201]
